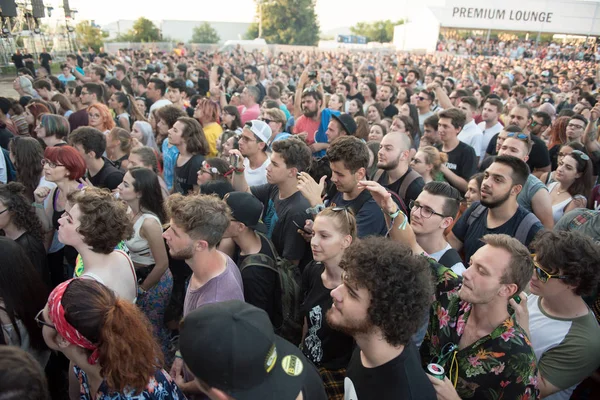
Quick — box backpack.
[466,204,540,244]
[239,232,303,345]
[327,183,409,217]
[373,168,420,205]
[438,248,464,269]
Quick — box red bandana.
[48,279,100,365]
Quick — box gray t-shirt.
[517,174,547,212]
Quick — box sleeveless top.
[548,182,587,223]
[115,112,131,129]
[78,249,138,303]
[125,213,161,266]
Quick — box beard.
[480,189,511,209]
[377,155,400,171]
[169,244,194,260]
[303,108,318,118]
[326,308,372,337]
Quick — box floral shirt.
[420,259,539,400]
[75,366,186,400]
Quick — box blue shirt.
[161,139,180,191]
[313,109,340,158]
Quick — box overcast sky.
[43,0,415,32]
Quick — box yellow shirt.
[203,122,223,158]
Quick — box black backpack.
[466,203,540,244]
[239,232,303,345]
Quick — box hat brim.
[228,335,307,400]
[249,221,268,234]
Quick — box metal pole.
[486,28,490,44]
[258,1,263,38]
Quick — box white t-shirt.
[0,150,6,184]
[457,120,484,157]
[478,121,503,156]
[428,243,466,276]
[244,156,271,187]
[149,99,173,114]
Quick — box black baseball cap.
[180,300,307,400]
[331,113,357,136]
[224,191,266,233]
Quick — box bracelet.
[175,351,182,359]
[388,208,401,219]
[32,202,44,209]
[306,204,325,215]
[234,167,245,174]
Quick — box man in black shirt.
[345,74,365,104]
[22,49,34,73]
[438,108,477,193]
[180,300,327,400]
[68,127,124,191]
[223,192,281,329]
[11,50,24,71]
[327,237,436,399]
[377,83,399,118]
[39,49,52,73]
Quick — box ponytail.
[98,299,162,393]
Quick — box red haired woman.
[87,103,115,135]
[193,98,222,157]
[24,103,50,136]
[40,278,184,399]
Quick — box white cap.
[244,120,272,144]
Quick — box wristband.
[175,351,182,359]
[234,167,245,174]
[306,204,325,215]
[388,208,401,219]
[32,202,44,209]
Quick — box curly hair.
[156,105,186,129]
[9,136,44,201]
[165,193,230,247]
[340,237,433,346]
[67,187,133,254]
[271,136,312,172]
[196,98,220,124]
[532,230,600,296]
[0,182,44,240]
[61,278,162,394]
[326,135,370,173]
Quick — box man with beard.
[448,155,543,262]
[327,237,437,399]
[293,88,338,158]
[374,131,424,209]
[243,65,266,103]
[346,183,539,400]
[477,99,504,156]
[377,83,398,118]
[163,193,244,396]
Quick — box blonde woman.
[410,145,448,183]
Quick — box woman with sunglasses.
[0,237,49,367]
[301,207,357,400]
[34,145,86,286]
[262,108,290,145]
[194,97,223,157]
[87,103,115,135]
[196,157,231,187]
[39,278,184,399]
[540,141,586,185]
[547,150,594,223]
[118,167,173,363]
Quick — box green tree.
[245,0,319,46]
[119,17,161,42]
[190,22,220,44]
[350,19,405,43]
[75,20,107,51]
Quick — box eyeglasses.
[41,159,64,168]
[332,207,351,227]
[533,259,567,283]
[409,200,445,219]
[35,309,55,330]
[506,132,528,140]
[571,150,590,161]
[88,113,101,119]
[417,96,429,101]
[567,123,585,130]
[0,208,8,215]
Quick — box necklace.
[556,186,568,195]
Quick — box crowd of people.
[0,42,600,400]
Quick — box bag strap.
[240,253,279,274]
[514,212,539,244]
[348,189,372,215]
[438,248,463,269]
[467,204,487,227]
[399,170,421,201]
[255,231,280,259]
[372,169,384,182]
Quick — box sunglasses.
[506,132,528,140]
[35,309,55,330]
[571,150,590,161]
[332,207,351,227]
[260,118,273,124]
[533,260,567,283]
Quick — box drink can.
[427,363,445,380]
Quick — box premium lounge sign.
[429,0,600,35]
[451,8,553,23]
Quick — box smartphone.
[293,220,312,235]
[229,154,239,168]
[512,294,521,304]
[308,71,317,79]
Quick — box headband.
[48,279,100,365]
